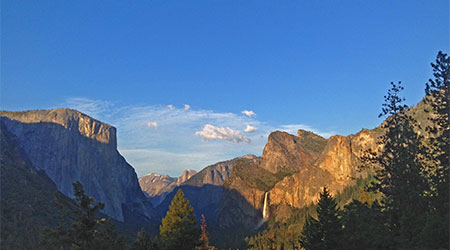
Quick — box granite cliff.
[0,109,156,222]
[0,120,68,249]
[268,128,382,209]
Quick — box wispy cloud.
[242,110,256,117]
[64,97,113,119]
[60,97,335,177]
[195,124,250,143]
[244,124,257,133]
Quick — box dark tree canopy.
[41,181,125,250]
[129,228,156,250]
[299,187,342,250]
[374,81,429,249]
[421,51,450,250]
[424,51,449,212]
[340,200,390,250]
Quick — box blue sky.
[1,1,448,177]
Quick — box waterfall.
[255,192,270,229]
[262,192,269,219]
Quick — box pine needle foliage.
[159,189,200,250]
[129,228,156,250]
[299,187,342,250]
[373,81,429,250]
[41,181,125,250]
[421,51,449,250]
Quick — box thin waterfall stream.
[263,192,269,219]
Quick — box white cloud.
[64,97,112,119]
[146,122,158,128]
[278,124,335,138]
[244,124,257,133]
[242,110,256,117]
[184,104,191,110]
[195,124,250,143]
[167,104,175,110]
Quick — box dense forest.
[1,51,448,250]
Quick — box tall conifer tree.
[425,51,449,214]
[340,200,390,250]
[159,189,200,250]
[421,51,449,250]
[374,81,428,250]
[299,187,342,250]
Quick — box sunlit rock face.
[259,130,327,174]
[315,135,356,185]
[269,166,334,208]
[0,109,156,222]
[315,128,382,185]
[269,128,382,208]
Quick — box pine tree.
[299,187,342,250]
[421,51,449,250]
[374,81,429,250]
[197,214,217,250]
[129,228,156,250]
[93,218,126,250]
[159,189,200,250]
[40,181,125,250]
[425,51,449,214]
[340,200,390,250]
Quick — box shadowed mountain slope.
[0,109,156,222]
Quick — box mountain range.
[0,97,431,248]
